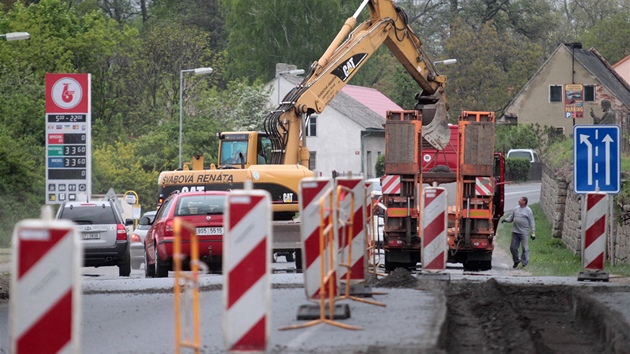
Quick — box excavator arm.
[264,0,451,166]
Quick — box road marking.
[504,189,540,196]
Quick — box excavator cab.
[218,132,272,168]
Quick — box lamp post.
[276,69,305,104]
[179,67,213,169]
[0,32,30,41]
[433,59,457,65]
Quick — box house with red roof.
[267,63,402,178]
[613,54,630,86]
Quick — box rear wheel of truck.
[294,250,303,273]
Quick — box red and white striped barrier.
[381,175,401,195]
[299,177,338,300]
[223,189,271,352]
[421,187,448,271]
[10,208,82,354]
[475,177,493,196]
[582,193,607,270]
[336,177,366,283]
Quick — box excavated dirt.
[368,269,630,353]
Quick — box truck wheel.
[384,258,398,272]
[480,260,492,271]
[294,250,303,273]
[463,260,480,271]
[118,251,131,277]
[155,246,169,278]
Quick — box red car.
[144,191,227,277]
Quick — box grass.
[497,204,630,277]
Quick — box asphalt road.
[2,257,628,353]
[3,182,630,352]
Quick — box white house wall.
[267,75,385,178]
[504,46,619,135]
[306,107,364,177]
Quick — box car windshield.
[508,151,532,160]
[59,204,118,224]
[175,195,225,216]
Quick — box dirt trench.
[440,279,630,354]
[367,269,630,353]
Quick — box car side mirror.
[125,218,134,226]
[139,216,152,226]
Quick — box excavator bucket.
[421,101,450,150]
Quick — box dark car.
[56,200,134,276]
[144,191,227,277]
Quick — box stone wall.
[539,164,565,239]
[540,164,630,264]
[615,221,630,264]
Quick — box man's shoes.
[522,263,527,268]
[513,261,520,268]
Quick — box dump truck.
[382,110,505,271]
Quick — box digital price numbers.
[46,114,91,203]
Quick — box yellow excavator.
[158,0,451,222]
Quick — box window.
[306,115,317,137]
[584,85,595,101]
[309,151,316,170]
[221,140,248,165]
[549,85,562,102]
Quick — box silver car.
[56,200,134,276]
[130,210,157,269]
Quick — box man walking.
[502,197,536,268]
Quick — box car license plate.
[196,227,223,235]
[81,233,100,240]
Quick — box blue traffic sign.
[574,125,620,194]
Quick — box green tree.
[0,127,45,245]
[442,19,543,117]
[220,0,349,82]
[580,10,630,64]
[92,140,160,212]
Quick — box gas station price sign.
[45,74,92,204]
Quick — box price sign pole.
[45,74,91,204]
[124,190,141,229]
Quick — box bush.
[505,158,530,182]
[375,154,385,177]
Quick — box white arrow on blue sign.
[573,125,620,194]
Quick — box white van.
[507,149,540,163]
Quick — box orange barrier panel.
[280,187,361,331]
[336,186,385,307]
[173,217,201,354]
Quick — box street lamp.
[433,59,457,65]
[0,32,30,41]
[179,67,213,168]
[277,69,305,104]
